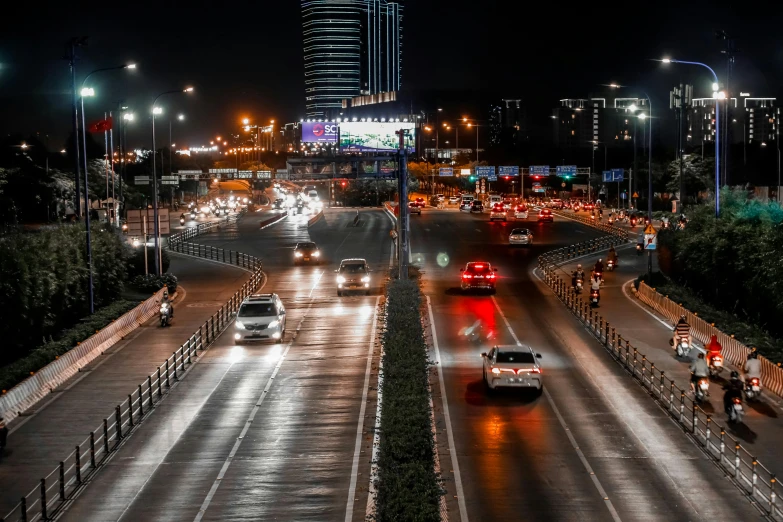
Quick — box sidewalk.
[556,244,783,474]
[0,254,252,515]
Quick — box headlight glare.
[268,320,279,328]
[235,321,245,330]
[337,276,346,284]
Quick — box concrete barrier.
[307,210,323,227]
[259,212,288,229]
[0,288,167,424]
[636,282,783,398]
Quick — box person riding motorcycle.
[607,246,618,266]
[744,351,762,382]
[594,258,604,275]
[689,352,709,389]
[672,315,690,351]
[590,274,602,291]
[705,334,722,364]
[161,290,174,319]
[723,371,744,416]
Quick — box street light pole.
[152,87,194,275]
[661,59,721,217]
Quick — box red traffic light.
[534,175,540,180]
[504,176,510,180]
[341,181,346,187]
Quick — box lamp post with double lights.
[152,87,194,275]
[658,58,722,217]
[119,110,134,220]
[79,63,136,314]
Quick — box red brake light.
[751,378,760,385]
[474,264,484,269]
[462,273,472,279]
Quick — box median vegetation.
[375,278,441,521]
[655,189,783,360]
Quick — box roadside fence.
[2,219,263,522]
[549,208,631,241]
[538,239,782,520]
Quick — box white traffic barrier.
[636,282,783,398]
[0,289,167,424]
[307,210,323,227]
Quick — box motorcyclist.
[607,246,618,266]
[590,274,601,292]
[689,352,709,390]
[672,315,690,350]
[744,351,762,382]
[594,258,604,275]
[161,290,174,319]
[705,334,722,365]
[723,371,744,417]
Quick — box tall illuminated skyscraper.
[302,0,403,119]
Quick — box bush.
[0,299,139,392]
[0,223,127,366]
[375,279,441,521]
[130,273,178,294]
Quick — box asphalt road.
[414,208,762,521]
[61,208,393,521]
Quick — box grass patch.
[637,272,783,362]
[375,278,441,521]
[0,299,140,392]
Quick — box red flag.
[88,117,113,133]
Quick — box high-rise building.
[553,96,648,149]
[301,0,403,119]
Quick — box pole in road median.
[397,129,409,280]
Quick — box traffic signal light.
[469,175,476,182]
[341,181,346,187]
[504,176,510,180]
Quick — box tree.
[665,154,715,203]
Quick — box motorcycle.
[636,243,643,256]
[693,376,710,403]
[190,211,197,220]
[607,259,616,271]
[461,321,493,345]
[589,289,600,307]
[574,278,583,294]
[745,377,762,401]
[159,302,172,327]
[662,220,670,230]
[180,217,186,225]
[708,354,724,377]
[630,217,638,228]
[728,397,744,423]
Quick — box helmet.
[751,351,758,359]
[577,264,582,269]
[598,258,602,263]
[730,371,739,380]
[698,352,704,359]
[680,314,687,321]
[163,291,169,298]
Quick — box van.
[488,195,502,207]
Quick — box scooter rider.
[161,290,174,319]
[594,258,604,276]
[705,334,722,365]
[689,352,709,389]
[723,371,744,416]
[744,351,762,382]
[607,246,618,266]
[672,315,690,351]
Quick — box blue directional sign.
[530,165,550,176]
[499,166,519,176]
[488,174,498,182]
[439,167,453,177]
[556,165,577,177]
[475,166,495,178]
[603,169,625,182]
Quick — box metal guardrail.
[2,214,263,522]
[548,208,631,241]
[538,239,782,520]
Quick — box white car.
[509,228,533,246]
[489,206,507,221]
[336,258,371,296]
[436,194,445,201]
[514,205,528,219]
[448,196,460,204]
[234,293,286,343]
[482,345,543,393]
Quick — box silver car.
[234,293,286,343]
[482,345,543,393]
[336,258,371,296]
[508,228,533,246]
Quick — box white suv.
[234,293,286,343]
[481,345,543,393]
[336,258,371,296]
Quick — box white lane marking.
[193,274,321,522]
[620,279,674,330]
[489,296,622,522]
[345,296,381,522]
[426,296,469,522]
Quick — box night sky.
[1,0,781,151]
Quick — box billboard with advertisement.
[302,122,339,143]
[339,122,416,152]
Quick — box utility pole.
[671,84,692,207]
[396,129,409,279]
[718,31,736,187]
[67,38,87,217]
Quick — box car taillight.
[462,273,472,279]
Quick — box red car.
[538,208,554,222]
[583,203,595,211]
[460,262,498,293]
[414,197,426,208]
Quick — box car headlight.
[235,321,245,330]
[295,252,303,257]
[313,251,320,257]
[337,275,346,284]
[361,276,370,283]
[268,320,280,328]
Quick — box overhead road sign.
[475,166,495,178]
[499,166,519,176]
[602,169,625,182]
[134,176,150,185]
[556,165,577,177]
[488,174,498,181]
[439,167,454,177]
[529,165,550,176]
[257,170,272,179]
